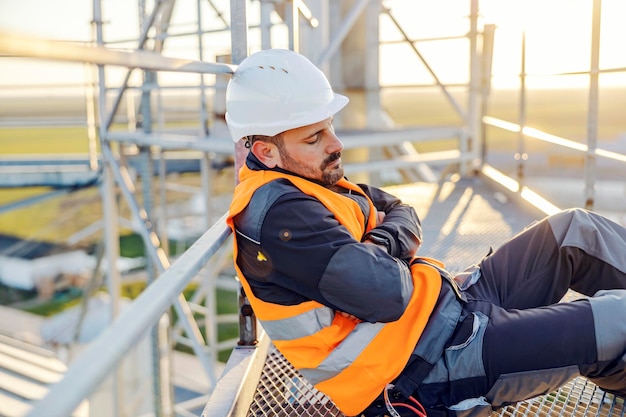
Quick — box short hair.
[245,133,284,148]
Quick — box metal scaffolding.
[0,0,625,416]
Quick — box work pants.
[415,208,626,416]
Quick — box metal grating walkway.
[207,175,625,417]
[251,346,625,417]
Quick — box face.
[266,118,344,186]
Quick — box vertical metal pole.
[516,30,527,186]
[292,0,300,52]
[466,0,481,176]
[137,0,169,414]
[585,0,601,210]
[260,0,273,49]
[479,24,496,167]
[308,0,329,70]
[197,0,218,368]
[158,153,169,260]
[198,0,213,230]
[101,172,124,416]
[93,0,124,415]
[327,0,344,127]
[364,0,383,186]
[230,0,257,347]
[139,144,168,417]
[84,64,99,171]
[364,0,386,129]
[230,1,248,179]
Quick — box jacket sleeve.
[233,184,414,323]
[358,183,422,261]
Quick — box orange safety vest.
[227,165,442,415]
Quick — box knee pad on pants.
[589,289,626,362]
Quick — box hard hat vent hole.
[256,65,287,74]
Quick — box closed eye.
[305,132,322,144]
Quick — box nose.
[326,130,343,154]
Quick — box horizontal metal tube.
[0,30,235,74]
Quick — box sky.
[1,0,626,93]
[381,0,626,89]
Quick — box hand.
[376,211,386,225]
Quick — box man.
[225,49,626,417]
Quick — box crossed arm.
[235,183,422,322]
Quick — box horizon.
[2,84,625,121]
[2,82,626,99]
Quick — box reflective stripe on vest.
[262,302,386,385]
[262,304,334,341]
[227,165,442,415]
[299,320,386,385]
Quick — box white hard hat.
[225,49,349,142]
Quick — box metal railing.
[479,0,626,218]
[482,115,626,214]
[26,214,231,417]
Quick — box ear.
[250,140,280,168]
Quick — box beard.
[278,146,343,186]
[320,152,344,185]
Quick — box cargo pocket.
[445,312,488,381]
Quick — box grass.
[0,125,102,242]
[20,288,84,316]
[0,186,103,243]
[0,126,96,155]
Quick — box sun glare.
[381,0,626,89]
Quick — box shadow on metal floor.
[209,176,626,417]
